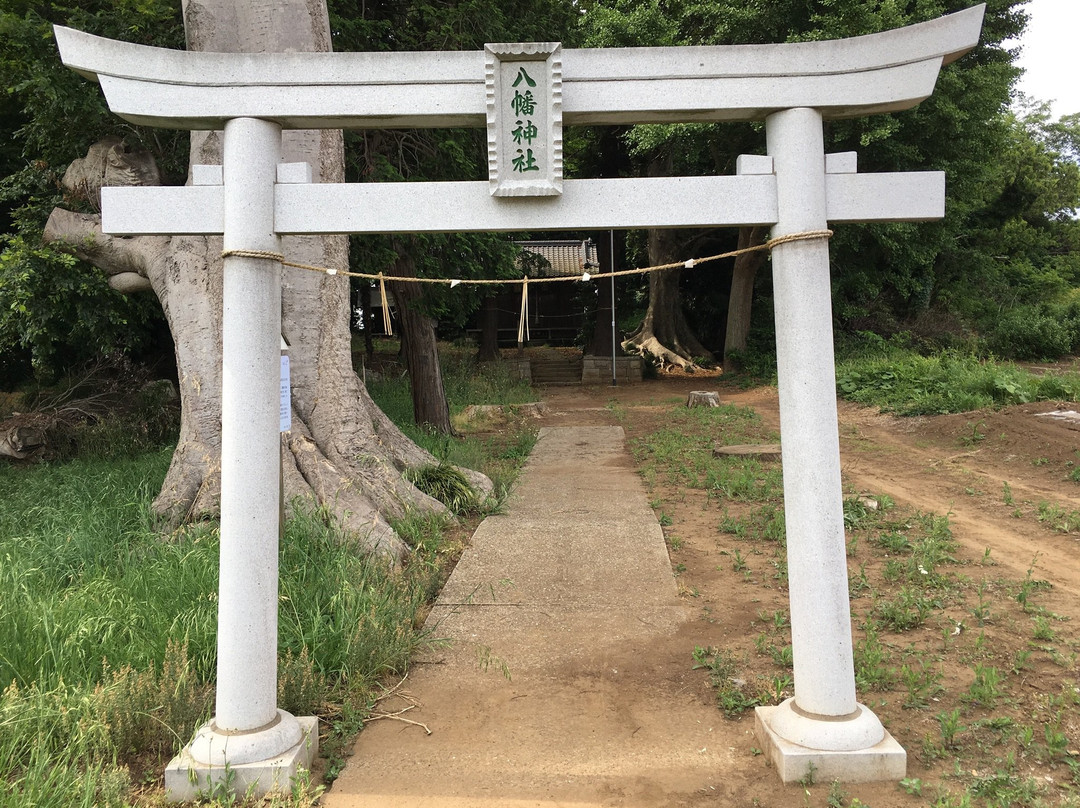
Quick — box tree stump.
[686,390,720,408]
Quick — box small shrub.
[986,305,1076,361]
[692,646,761,717]
[97,639,211,758]
[405,463,479,514]
[873,586,939,631]
[854,624,896,690]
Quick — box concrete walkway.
[324,426,736,807]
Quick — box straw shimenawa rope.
[222,229,833,341]
[221,229,832,286]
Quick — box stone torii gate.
[55,4,984,798]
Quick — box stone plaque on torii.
[54,4,985,799]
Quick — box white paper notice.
[280,354,291,432]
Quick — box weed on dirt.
[628,394,1080,807]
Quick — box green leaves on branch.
[0,235,159,381]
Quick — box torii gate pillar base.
[754,700,906,784]
[163,714,318,802]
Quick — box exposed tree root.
[621,335,695,371]
[43,134,493,564]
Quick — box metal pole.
[610,230,617,387]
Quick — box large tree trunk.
[622,227,714,370]
[42,0,490,562]
[389,247,454,435]
[723,225,768,373]
[621,154,713,369]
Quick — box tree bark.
[476,294,501,362]
[389,248,454,435]
[42,0,490,562]
[621,155,714,369]
[723,225,768,373]
[622,227,715,369]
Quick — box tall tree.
[36,0,492,561]
[578,0,1048,365]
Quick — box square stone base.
[164,716,319,802]
[754,706,906,784]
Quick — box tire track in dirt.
[729,387,1080,616]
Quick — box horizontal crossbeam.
[100,172,944,236]
[55,6,984,130]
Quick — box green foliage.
[405,463,479,513]
[364,342,537,494]
[630,402,778,491]
[836,345,1080,415]
[902,656,944,709]
[692,646,760,717]
[853,622,895,690]
[0,2,188,383]
[985,301,1080,360]
[0,436,495,804]
[962,664,1004,707]
[0,234,162,381]
[580,0,1080,362]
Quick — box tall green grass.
[836,350,1080,415]
[0,341,539,806]
[365,341,537,492]
[365,343,533,430]
[0,450,447,806]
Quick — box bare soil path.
[324,378,1080,808]
[324,424,734,807]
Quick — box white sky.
[1011,0,1080,119]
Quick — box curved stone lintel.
[54,4,985,130]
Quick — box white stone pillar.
[167,117,315,800]
[754,107,903,782]
[215,116,288,735]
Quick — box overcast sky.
[1011,0,1080,119]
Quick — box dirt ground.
[493,377,1080,806]
[322,373,1080,807]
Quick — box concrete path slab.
[323,426,734,808]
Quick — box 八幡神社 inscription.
[485,43,562,196]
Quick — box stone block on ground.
[453,401,548,431]
[712,443,782,460]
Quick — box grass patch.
[0,341,538,806]
[0,450,453,805]
[365,342,537,494]
[629,403,779,492]
[835,349,1080,415]
[632,396,1080,806]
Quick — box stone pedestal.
[755,702,906,783]
[164,714,318,801]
